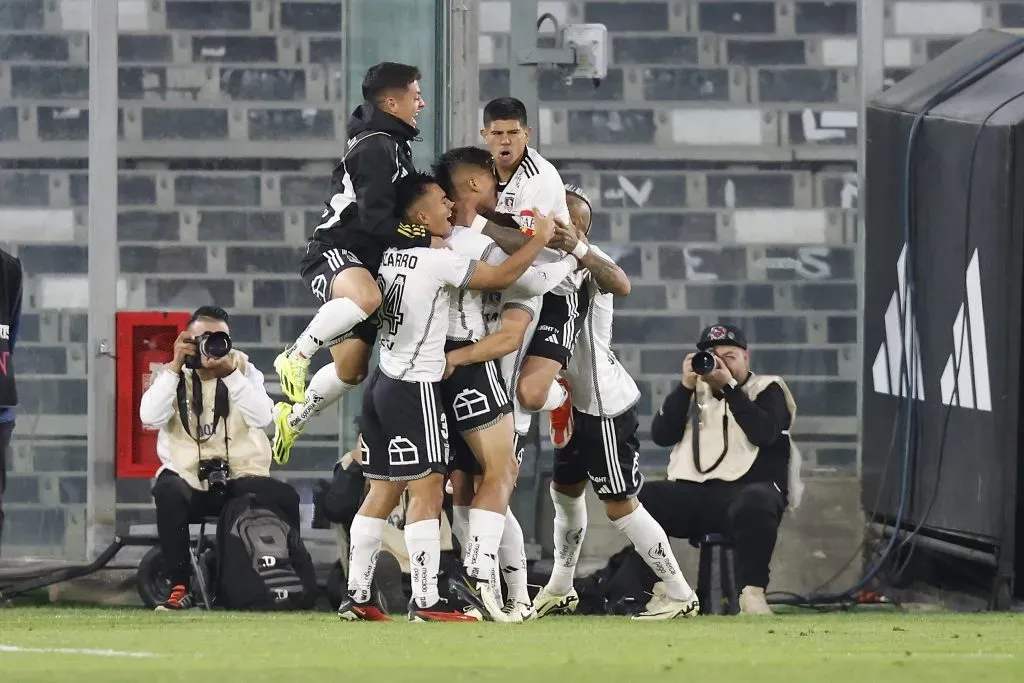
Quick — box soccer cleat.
[531,586,580,618]
[407,596,483,622]
[738,586,773,615]
[337,593,392,622]
[501,599,537,623]
[272,402,300,465]
[448,567,508,622]
[155,584,194,611]
[274,347,310,403]
[632,584,700,621]
[548,376,574,449]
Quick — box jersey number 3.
[374,274,406,347]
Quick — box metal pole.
[509,0,540,148]
[447,0,480,148]
[855,0,885,480]
[86,0,119,560]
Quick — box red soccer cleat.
[549,376,574,449]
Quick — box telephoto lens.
[198,331,232,359]
[691,351,717,376]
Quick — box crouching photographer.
[624,324,797,615]
[139,306,300,610]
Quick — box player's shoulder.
[446,226,494,258]
[524,146,561,179]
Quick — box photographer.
[139,306,299,610]
[641,324,796,615]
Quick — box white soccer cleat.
[738,585,773,615]
[502,599,537,623]
[531,586,580,618]
[632,582,700,621]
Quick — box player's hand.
[202,351,237,379]
[532,208,556,244]
[702,355,735,392]
[681,352,698,390]
[170,331,196,373]
[550,218,578,252]
[443,354,457,379]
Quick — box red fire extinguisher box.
[115,311,191,479]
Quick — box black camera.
[197,458,229,491]
[692,350,718,376]
[184,331,232,370]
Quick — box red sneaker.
[549,376,574,449]
[155,584,194,611]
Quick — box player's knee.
[333,357,367,386]
[331,271,381,314]
[552,481,586,498]
[516,377,549,412]
[603,497,638,522]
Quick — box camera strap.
[175,371,230,445]
[690,398,730,475]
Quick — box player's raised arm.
[461,209,555,290]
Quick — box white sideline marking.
[0,644,161,659]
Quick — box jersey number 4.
[374,274,406,347]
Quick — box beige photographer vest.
[666,374,797,484]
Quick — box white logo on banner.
[940,249,991,411]
[871,244,926,400]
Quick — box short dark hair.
[362,62,421,104]
[394,171,439,219]
[483,97,528,126]
[188,305,229,327]
[432,146,493,196]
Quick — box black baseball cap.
[696,323,747,351]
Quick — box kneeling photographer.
[139,306,300,610]
[624,324,797,616]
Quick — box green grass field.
[1,607,1022,682]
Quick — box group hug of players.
[268,62,700,622]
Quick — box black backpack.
[214,494,318,611]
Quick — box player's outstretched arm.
[478,210,533,255]
[554,220,630,296]
[443,305,534,375]
[463,209,555,290]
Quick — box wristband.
[571,241,589,259]
[469,214,488,233]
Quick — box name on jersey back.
[381,250,420,270]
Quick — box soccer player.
[532,187,701,621]
[337,172,556,622]
[472,97,590,443]
[272,62,434,464]
[432,146,575,621]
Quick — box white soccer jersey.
[447,225,576,342]
[376,246,477,382]
[495,146,577,296]
[565,245,641,417]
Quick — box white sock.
[464,508,505,589]
[547,488,587,595]
[404,519,441,609]
[451,505,470,559]
[292,298,368,359]
[612,504,694,601]
[535,381,568,412]
[288,364,356,431]
[347,515,385,603]
[499,509,530,605]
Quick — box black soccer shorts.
[526,289,591,368]
[441,340,513,433]
[299,243,378,346]
[553,405,643,501]
[360,370,450,482]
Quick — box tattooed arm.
[553,221,631,296]
[474,210,532,255]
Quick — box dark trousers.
[0,420,11,557]
[151,469,301,587]
[638,479,786,590]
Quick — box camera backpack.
[214,493,318,611]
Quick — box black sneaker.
[447,566,506,622]
[408,595,482,622]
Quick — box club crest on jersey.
[502,194,515,210]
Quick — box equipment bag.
[215,494,317,611]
